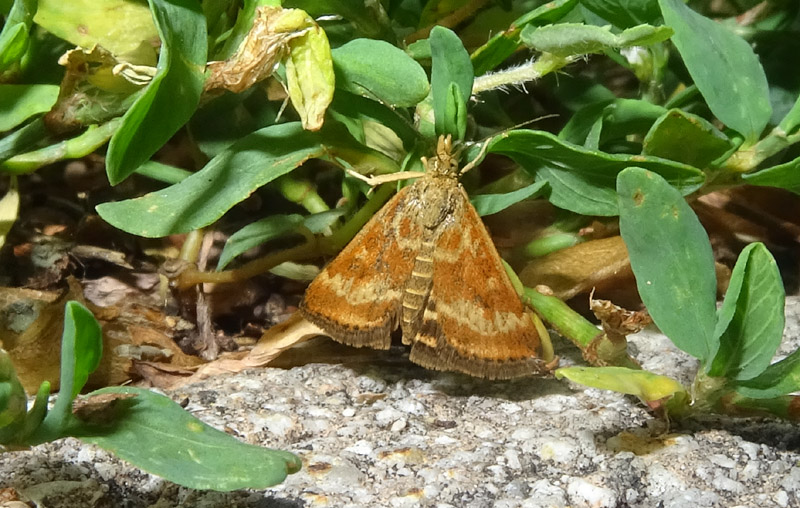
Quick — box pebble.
[567,477,618,508]
[5,298,800,507]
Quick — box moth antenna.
[459,137,491,176]
[457,114,559,176]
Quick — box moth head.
[423,134,495,181]
[421,135,460,177]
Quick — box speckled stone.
[2,299,800,507]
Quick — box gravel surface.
[2,299,800,507]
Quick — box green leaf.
[709,243,785,380]
[658,0,771,144]
[778,93,800,135]
[330,92,419,150]
[742,156,800,194]
[97,123,325,237]
[134,161,192,185]
[617,167,717,361]
[48,301,102,427]
[332,39,429,107]
[189,91,281,158]
[0,85,59,132]
[302,208,347,233]
[556,366,685,402]
[0,349,28,443]
[0,0,36,74]
[79,386,301,491]
[0,118,48,164]
[105,0,207,184]
[643,109,733,168]
[580,0,661,28]
[34,0,158,62]
[211,0,263,60]
[521,23,673,57]
[470,181,547,217]
[217,214,304,270]
[291,0,393,41]
[488,130,705,216]
[471,0,578,75]
[735,348,800,399]
[430,26,473,140]
[559,98,667,147]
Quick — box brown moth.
[300,136,553,379]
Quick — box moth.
[300,136,553,379]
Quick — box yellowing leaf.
[556,366,686,402]
[0,176,19,250]
[285,16,334,131]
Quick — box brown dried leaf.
[45,46,144,134]
[0,285,78,393]
[581,293,649,368]
[1,278,196,393]
[131,361,196,390]
[184,312,319,384]
[519,236,634,300]
[204,6,311,94]
[70,245,133,269]
[72,392,137,425]
[590,295,652,337]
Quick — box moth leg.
[345,169,427,188]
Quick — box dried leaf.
[519,236,634,300]
[72,392,137,424]
[582,293,649,368]
[185,312,319,383]
[204,6,310,94]
[131,361,196,390]
[590,295,652,337]
[0,278,198,393]
[45,46,143,134]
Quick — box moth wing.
[300,186,421,349]
[408,188,549,379]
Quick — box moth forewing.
[299,186,419,349]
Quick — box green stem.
[523,286,600,349]
[473,53,575,94]
[724,126,800,173]
[521,232,582,258]
[135,161,193,185]
[720,392,800,421]
[180,229,205,263]
[1,119,122,174]
[175,184,396,289]
[689,369,730,413]
[276,175,330,214]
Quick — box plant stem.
[1,119,122,174]
[473,53,575,94]
[174,184,395,289]
[523,286,600,349]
